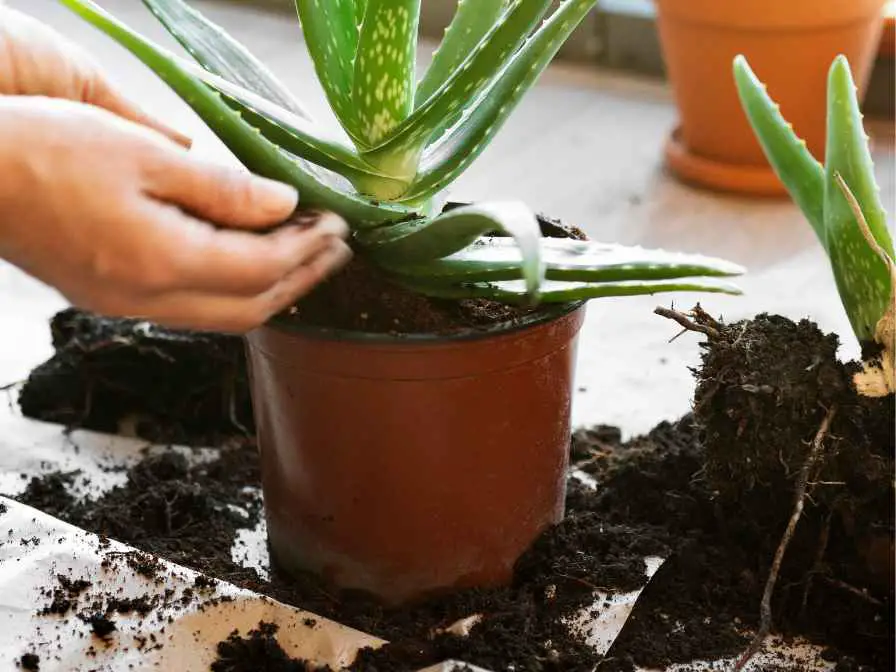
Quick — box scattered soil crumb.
[211,622,307,672]
[18,653,39,671]
[84,613,117,640]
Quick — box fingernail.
[323,241,353,274]
[314,212,350,238]
[254,177,300,212]
[168,127,193,149]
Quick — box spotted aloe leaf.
[415,0,508,108]
[736,54,895,345]
[126,28,387,182]
[205,78,404,187]
[352,0,421,148]
[294,0,361,140]
[401,0,600,202]
[382,237,745,283]
[733,56,826,247]
[352,0,368,27]
[397,278,743,303]
[822,56,894,343]
[357,202,545,297]
[140,0,312,119]
[59,0,415,227]
[364,0,554,161]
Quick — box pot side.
[656,0,886,172]
[245,305,586,605]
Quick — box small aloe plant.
[58,0,744,305]
[735,54,894,397]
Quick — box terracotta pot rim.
[263,299,585,345]
[654,0,887,31]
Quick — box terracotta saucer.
[663,126,787,197]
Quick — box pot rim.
[263,299,586,345]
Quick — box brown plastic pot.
[655,0,886,196]
[245,303,586,605]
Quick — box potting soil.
[10,310,894,671]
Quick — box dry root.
[732,404,839,672]
[654,304,722,341]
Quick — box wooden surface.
[3,0,894,434]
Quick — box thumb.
[88,78,192,149]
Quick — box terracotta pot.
[655,0,887,196]
[881,4,895,58]
[245,304,585,605]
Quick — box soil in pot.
[280,209,587,334]
[9,309,893,671]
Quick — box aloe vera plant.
[735,54,895,396]
[58,0,744,306]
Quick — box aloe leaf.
[59,0,415,227]
[358,202,545,297]
[382,237,745,283]
[353,0,368,26]
[398,278,743,303]
[365,0,553,158]
[415,0,508,108]
[733,55,826,245]
[295,0,362,139]
[822,56,895,342]
[176,59,390,178]
[140,0,312,119]
[211,86,405,186]
[352,0,421,147]
[401,0,600,201]
[151,53,347,178]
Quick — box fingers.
[106,239,352,333]
[143,152,300,229]
[149,206,350,296]
[86,77,192,149]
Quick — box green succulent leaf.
[353,0,368,27]
[352,0,421,146]
[59,0,415,227]
[415,0,508,107]
[295,0,362,139]
[733,55,826,245]
[364,0,553,159]
[207,81,404,185]
[140,0,312,119]
[358,202,545,297]
[399,277,743,303]
[382,237,745,283]
[822,56,895,342]
[401,0,600,202]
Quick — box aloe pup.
[734,54,894,397]
[57,0,744,308]
[691,54,895,670]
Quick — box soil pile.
[8,310,893,671]
[18,308,252,446]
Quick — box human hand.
[0,97,352,333]
[0,5,190,147]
